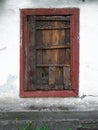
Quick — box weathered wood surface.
[26,15,71,90]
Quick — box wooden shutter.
[26,15,71,90]
[20,8,79,97]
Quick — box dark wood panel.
[55,67,63,85]
[36,20,68,27]
[23,17,28,90]
[36,16,70,21]
[65,49,71,65]
[36,19,70,29]
[59,49,66,64]
[65,20,70,43]
[49,67,55,87]
[36,67,49,85]
[28,16,36,90]
[36,30,43,47]
[25,15,71,91]
[59,29,66,45]
[65,28,70,43]
[36,50,43,64]
[63,67,71,89]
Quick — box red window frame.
[20,8,79,97]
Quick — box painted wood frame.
[20,8,79,97]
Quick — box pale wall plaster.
[0,0,98,110]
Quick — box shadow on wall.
[0,75,19,97]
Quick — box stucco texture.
[0,0,98,111]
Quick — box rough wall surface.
[0,0,98,111]
[0,111,98,130]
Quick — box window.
[20,8,79,97]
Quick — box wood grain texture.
[49,67,55,87]
[20,8,79,97]
[63,67,71,89]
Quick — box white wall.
[0,0,98,109]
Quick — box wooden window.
[20,8,79,97]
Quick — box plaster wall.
[0,0,98,111]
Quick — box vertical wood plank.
[49,67,55,87]
[36,50,43,64]
[63,67,71,89]
[43,22,59,64]
[43,30,51,47]
[59,49,66,64]
[42,21,52,65]
[43,50,51,64]
[24,16,28,90]
[51,21,59,64]
[28,16,37,90]
[59,29,65,45]
[42,68,49,85]
[51,21,61,46]
[59,21,66,45]
[65,49,71,65]
[55,67,63,85]
[43,50,59,64]
[36,30,43,47]
[65,19,70,44]
[52,30,59,45]
[42,21,52,47]
[65,28,70,43]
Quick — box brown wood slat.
[52,30,59,45]
[43,50,51,64]
[65,49,71,65]
[59,49,66,64]
[55,67,63,85]
[36,64,70,67]
[49,67,55,87]
[36,16,70,21]
[51,22,62,46]
[60,29,66,45]
[36,45,70,49]
[63,67,71,89]
[36,27,70,30]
